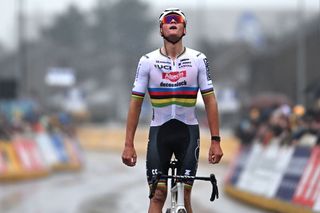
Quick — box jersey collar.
[159,47,186,59]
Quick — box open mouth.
[169,26,177,30]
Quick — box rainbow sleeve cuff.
[132,91,145,99]
[201,88,214,96]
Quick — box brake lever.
[209,174,219,202]
[148,172,162,199]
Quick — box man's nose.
[170,19,177,24]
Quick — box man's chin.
[165,35,182,43]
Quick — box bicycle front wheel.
[177,209,187,213]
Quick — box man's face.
[160,14,186,42]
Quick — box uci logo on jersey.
[154,64,171,70]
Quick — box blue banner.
[275,146,312,201]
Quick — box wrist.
[125,142,134,148]
[211,135,221,142]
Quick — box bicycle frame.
[168,181,187,213]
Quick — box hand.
[208,141,223,164]
[122,146,137,167]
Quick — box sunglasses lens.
[163,15,184,24]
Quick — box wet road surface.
[0,151,270,213]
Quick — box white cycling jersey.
[132,47,214,126]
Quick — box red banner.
[293,146,320,207]
[13,137,46,171]
[25,139,46,170]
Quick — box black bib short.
[146,119,200,188]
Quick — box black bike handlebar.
[148,172,219,202]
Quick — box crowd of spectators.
[235,103,320,147]
[0,99,76,142]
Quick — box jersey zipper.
[171,59,176,118]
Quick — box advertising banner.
[64,136,80,164]
[314,195,320,212]
[275,146,312,201]
[50,133,69,163]
[236,143,264,193]
[24,139,46,170]
[13,138,46,171]
[236,141,294,197]
[293,146,320,207]
[0,143,7,173]
[0,143,21,173]
[35,132,59,166]
[13,139,33,170]
[225,145,252,185]
[71,138,84,164]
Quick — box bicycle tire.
[177,209,187,213]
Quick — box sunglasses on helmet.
[161,14,185,24]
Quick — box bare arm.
[122,98,143,167]
[203,93,223,164]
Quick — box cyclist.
[122,8,223,213]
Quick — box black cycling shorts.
[146,119,200,188]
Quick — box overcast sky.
[0,0,319,49]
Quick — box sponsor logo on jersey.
[185,170,191,176]
[156,60,171,64]
[178,58,192,68]
[162,71,186,82]
[203,58,212,81]
[179,64,192,68]
[135,63,141,81]
[160,80,187,87]
[154,64,171,70]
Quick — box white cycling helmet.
[159,8,187,27]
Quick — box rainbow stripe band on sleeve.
[132,91,145,99]
[201,88,214,96]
